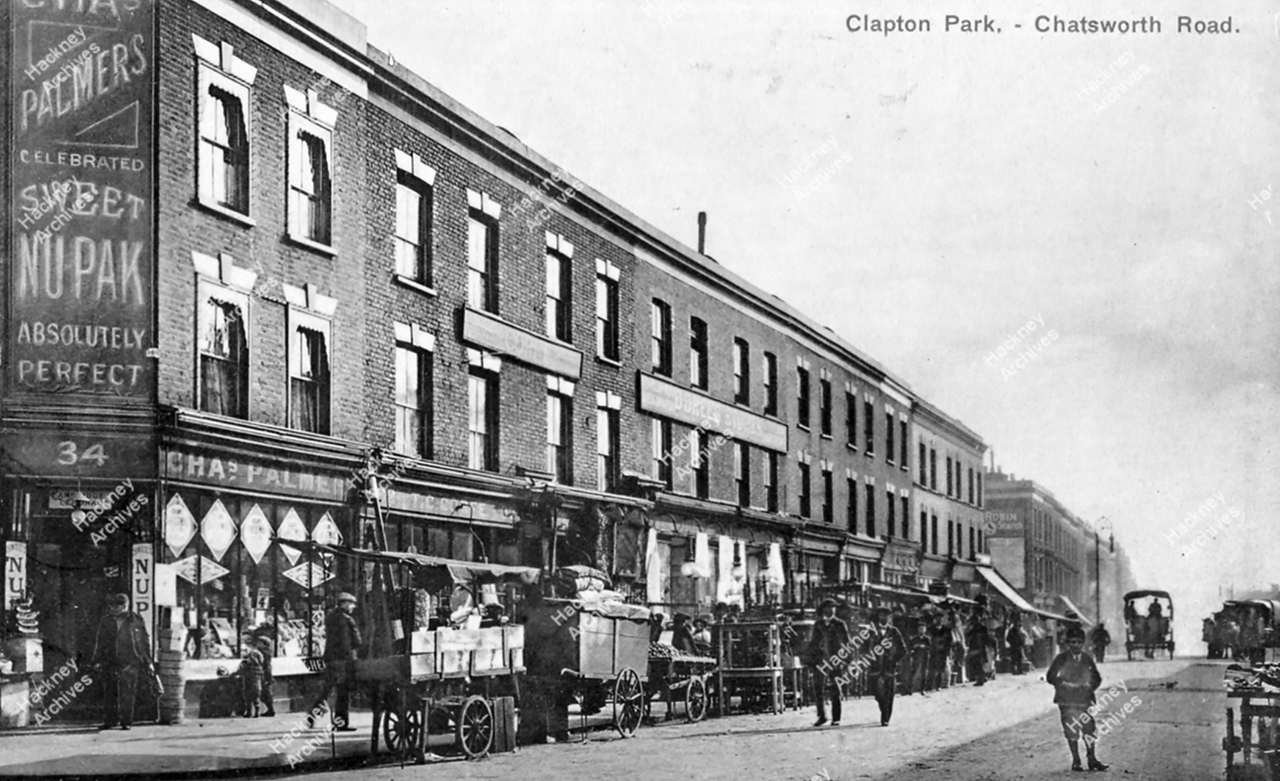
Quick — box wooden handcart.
[647,652,716,723]
[285,540,538,763]
[523,599,650,738]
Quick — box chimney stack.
[697,211,707,255]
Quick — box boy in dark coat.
[1046,625,1108,772]
[805,598,852,727]
[239,642,266,717]
[864,605,906,726]
[909,622,933,695]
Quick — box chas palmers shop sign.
[9,0,155,401]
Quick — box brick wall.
[157,1,369,437]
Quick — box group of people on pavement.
[802,598,1112,771]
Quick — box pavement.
[0,658,1233,780]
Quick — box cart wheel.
[613,667,645,738]
[685,676,708,723]
[383,695,422,756]
[457,695,493,759]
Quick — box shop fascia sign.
[462,307,582,380]
[638,373,788,452]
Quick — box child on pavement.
[1046,625,1109,772]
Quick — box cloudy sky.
[331,0,1278,647]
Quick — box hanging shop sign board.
[5,542,28,611]
[277,510,307,565]
[200,499,236,562]
[240,505,272,564]
[172,555,229,585]
[154,562,176,607]
[131,543,153,637]
[310,512,341,546]
[164,493,196,558]
[282,562,334,589]
[8,0,156,402]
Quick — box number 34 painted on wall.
[56,441,108,467]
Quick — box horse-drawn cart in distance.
[1123,590,1174,660]
[283,539,538,762]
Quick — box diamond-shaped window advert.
[201,500,237,562]
[278,509,308,565]
[241,505,273,565]
[311,513,342,547]
[165,495,197,559]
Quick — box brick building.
[982,470,1091,620]
[0,0,1003,722]
[911,400,988,597]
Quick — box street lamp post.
[1094,517,1114,626]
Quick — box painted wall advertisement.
[9,0,155,401]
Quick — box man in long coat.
[92,593,153,730]
[308,592,362,730]
[804,598,852,727]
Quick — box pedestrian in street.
[1089,623,1111,663]
[967,607,991,686]
[909,622,932,696]
[307,592,362,731]
[804,597,851,727]
[1006,611,1027,675]
[238,642,266,718]
[255,636,276,716]
[950,608,968,684]
[864,605,906,726]
[930,612,953,689]
[1046,625,1109,772]
[692,616,712,656]
[91,593,153,731]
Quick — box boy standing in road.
[1046,625,1109,772]
[864,605,906,726]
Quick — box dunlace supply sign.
[9,0,155,401]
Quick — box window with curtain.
[546,392,573,484]
[468,370,498,471]
[289,128,331,244]
[597,406,620,491]
[199,85,248,213]
[546,250,571,342]
[395,173,432,283]
[468,213,498,312]
[394,344,431,458]
[198,294,248,418]
[289,325,330,434]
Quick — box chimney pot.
[697,211,707,255]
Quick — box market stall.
[714,620,784,716]
[283,539,535,762]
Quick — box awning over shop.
[976,566,1071,622]
[1058,594,1095,626]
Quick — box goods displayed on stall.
[1222,662,1280,779]
[281,538,532,762]
[714,620,784,716]
[523,566,651,739]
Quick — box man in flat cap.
[91,593,153,730]
[804,598,851,727]
[864,605,906,726]
[308,591,361,730]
